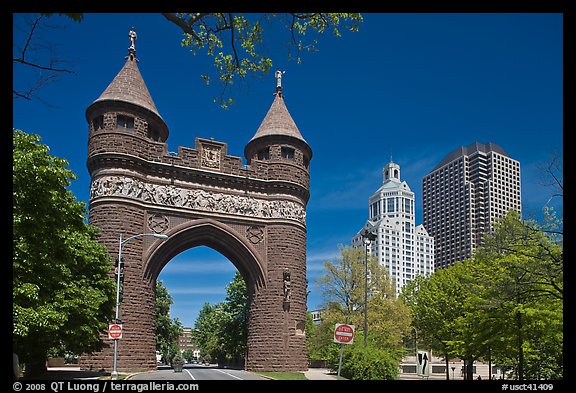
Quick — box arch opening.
[144,219,266,295]
[156,245,246,366]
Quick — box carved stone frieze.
[90,175,306,223]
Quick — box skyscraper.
[353,160,435,298]
[422,141,521,269]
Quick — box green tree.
[471,211,563,379]
[155,280,184,364]
[194,302,226,361]
[401,262,484,380]
[13,129,116,377]
[316,245,373,323]
[403,211,563,380]
[219,272,248,365]
[182,348,195,363]
[306,302,345,365]
[193,272,249,365]
[313,245,410,376]
[163,13,363,108]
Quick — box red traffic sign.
[333,323,355,344]
[108,323,123,340]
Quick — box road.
[128,364,268,381]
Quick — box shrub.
[339,345,399,380]
[172,355,185,366]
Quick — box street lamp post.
[413,326,418,365]
[361,229,376,347]
[111,232,169,379]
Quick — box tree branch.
[13,57,75,74]
[161,13,208,42]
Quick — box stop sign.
[333,323,355,344]
[108,323,123,340]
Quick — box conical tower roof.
[90,55,163,120]
[245,69,311,160]
[87,28,165,124]
[248,92,307,145]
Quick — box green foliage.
[194,303,224,360]
[194,272,248,364]
[155,280,184,364]
[338,343,399,380]
[403,211,563,380]
[168,13,363,108]
[181,349,196,363]
[13,129,116,375]
[307,303,347,363]
[311,245,409,376]
[172,354,185,366]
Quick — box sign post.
[333,324,355,379]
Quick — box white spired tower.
[352,160,435,298]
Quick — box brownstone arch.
[80,35,311,372]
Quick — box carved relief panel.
[200,143,221,170]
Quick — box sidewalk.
[304,368,339,380]
[27,367,107,380]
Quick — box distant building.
[310,310,322,325]
[353,160,434,297]
[422,141,521,268]
[177,327,199,358]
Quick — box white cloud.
[168,286,228,295]
[160,260,237,275]
[307,249,340,272]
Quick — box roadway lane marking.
[214,369,244,380]
[185,369,196,380]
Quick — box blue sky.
[13,13,563,328]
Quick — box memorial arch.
[80,31,311,372]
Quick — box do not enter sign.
[108,323,123,340]
[333,323,355,344]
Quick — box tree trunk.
[465,358,474,380]
[517,311,524,380]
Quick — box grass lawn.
[255,371,308,380]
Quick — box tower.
[353,160,434,298]
[422,141,521,268]
[242,71,312,371]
